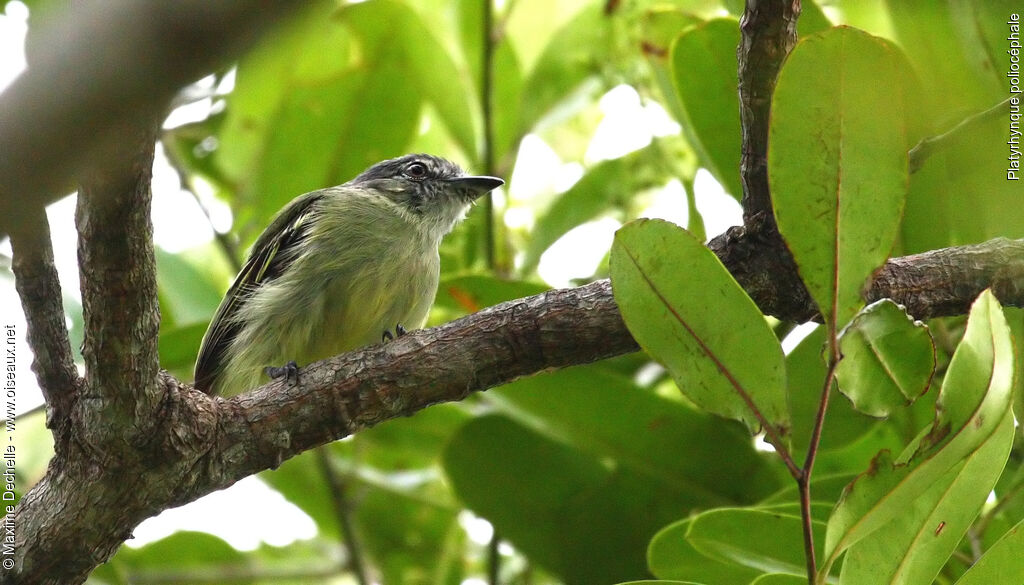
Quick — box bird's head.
[348,154,504,236]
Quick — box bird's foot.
[264,360,299,386]
[381,323,408,343]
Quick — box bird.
[193,154,504,395]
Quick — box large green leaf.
[444,414,694,584]
[883,1,1003,113]
[687,508,824,578]
[821,290,1015,577]
[750,575,809,585]
[215,1,438,232]
[669,19,742,200]
[356,477,463,585]
[490,365,782,506]
[517,2,613,133]
[838,411,1013,585]
[155,247,226,328]
[342,0,478,160]
[954,517,1024,585]
[787,327,878,459]
[649,518,762,585]
[834,300,935,417]
[769,27,910,333]
[111,532,248,582]
[610,219,788,436]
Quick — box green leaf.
[155,248,226,328]
[354,403,471,471]
[838,411,1013,585]
[342,0,478,160]
[610,219,788,435]
[787,327,879,458]
[518,3,613,133]
[750,574,809,585]
[834,300,936,417]
[158,322,208,378]
[669,19,742,200]
[491,365,783,506]
[769,27,910,332]
[216,1,423,230]
[954,517,1024,585]
[649,518,762,585]
[884,0,1004,113]
[797,1,832,37]
[687,508,823,577]
[443,413,700,584]
[822,290,1015,576]
[115,532,246,575]
[356,477,463,585]
[761,473,858,508]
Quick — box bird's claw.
[382,323,408,343]
[264,360,299,386]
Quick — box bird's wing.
[194,190,326,393]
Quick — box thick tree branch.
[0,0,305,236]
[75,124,164,455]
[8,211,81,436]
[737,0,801,222]
[867,238,1024,319]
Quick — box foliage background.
[2,0,1022,583]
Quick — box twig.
[909,97,1014,173]
[488,530,501,585]
[481,0,498,270]
[160,137,243,272]
[314,448,371,585]
[8,210,81,432]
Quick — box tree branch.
[12,237,1024,583]
[0,0,305,236]
[737,0,801,223]
[75,123,164,455]
[8,211,81,437]
[11,281,634,584]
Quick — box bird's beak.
[445,175,504,201]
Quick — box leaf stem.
[908,96,1014,173]
[800,350,840,585]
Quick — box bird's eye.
[404,162,428,180]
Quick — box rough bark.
[8,213,81,437]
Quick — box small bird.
[194,154,504,395]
